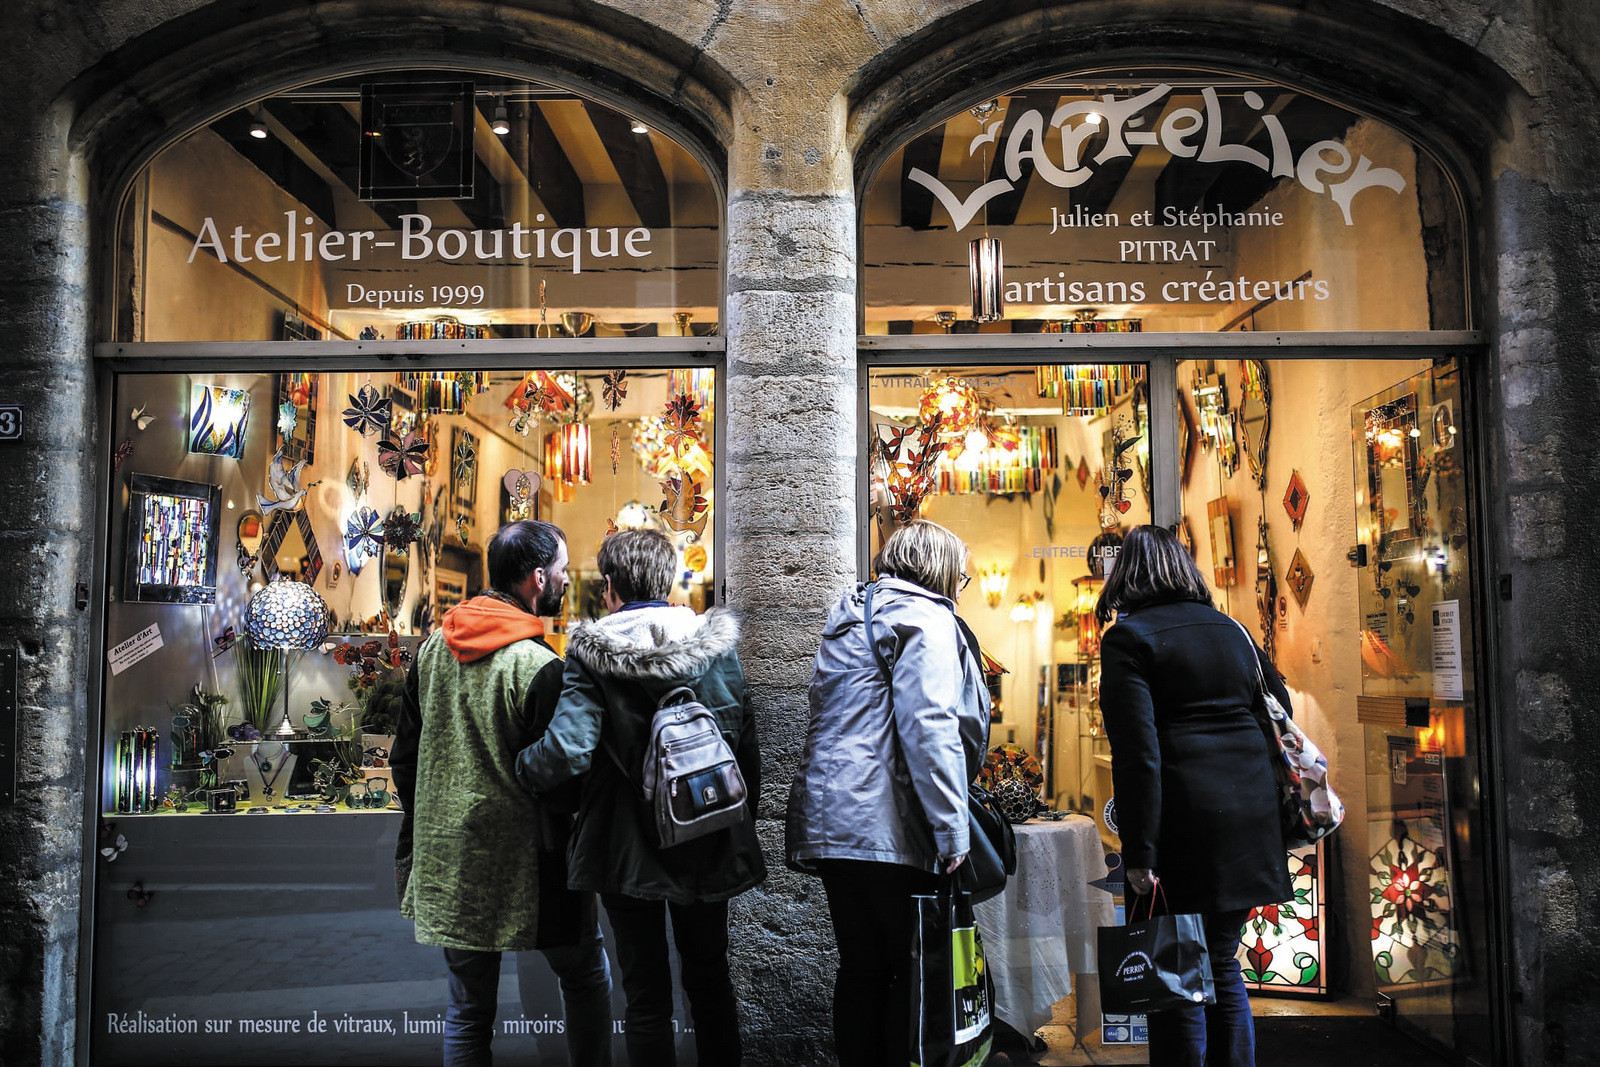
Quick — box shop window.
[862,69,1467,334]
[867,364,1150,816]
[114,72,720,342]
[101,365,715,819]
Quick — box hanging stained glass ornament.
[917,378,980,440]
[258,449,310,514]
[660,475,710,535]
[561,423,592,486]
[602,370,628,411]
[342,384,392,438]
[662,394,703,457]
[346,458,369,500]
[455,515,471,542]
[611,425,621,476]
[112,438,134,471]
[452,435,477,484]
[384,508,423,552]
[502,469,539,520]
[131,406,155,431]
[377,431,429,480]
[277,401,298,438]
[345,507,385,571]
[875,416,947,523]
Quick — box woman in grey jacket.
[785,520,991,1067]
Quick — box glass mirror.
[1238,359,1271,489]
[261,509,322,583]
[383,545,410,624]
[237,510,265,555]
[1364,393,1424,556]
[1255,517,1277,663]
[1208,496,1236,587]
[1192,365,1238,477]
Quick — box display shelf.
[101,805,399,817]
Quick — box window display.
[101,365,717,821]
[868,363,1149,819]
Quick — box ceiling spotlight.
[630,119,648,134]
[1084,111,1103,125]
[491,99,511,137]
[248,113,268,139]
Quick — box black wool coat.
[1100,600,1294,914]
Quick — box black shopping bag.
[1096,888,1216,1014]
[908,880,994,1067]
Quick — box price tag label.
[0,405,21,441]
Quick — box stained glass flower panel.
[1238,842,1327,994]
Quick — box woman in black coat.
[1097,525,1291,1067]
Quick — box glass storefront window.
[862,69,1467,334]
[116,73,720,342]
[867,364,1150,812]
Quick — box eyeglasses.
[958,572,972,591]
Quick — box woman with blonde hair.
[785,519,991,1066]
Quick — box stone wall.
[0,1,1597,1063]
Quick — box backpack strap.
[658,685,698,709]
[862,581,891,678]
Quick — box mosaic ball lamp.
[242,579,330,650]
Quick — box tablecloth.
[974,815,1116,1036]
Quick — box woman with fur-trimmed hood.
[517,528,763,1067]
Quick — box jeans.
[817,860,939,1067]
[601,893,740,1067]
[1145,908,1254,1067]
[442,926,613,1067]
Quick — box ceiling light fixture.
[631,119,648,134]
[491,98,511,137]
[248,111,269,139]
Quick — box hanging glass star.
[342,384,392,438]
[377,431,428,480]
[602,370,628,411]
[345,506,384,571]
[277,401,298,437]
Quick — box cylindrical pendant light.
[969,237,1005,323]
[561,423,592,486]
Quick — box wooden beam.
[587,105,671,229]
[899,127,948,231]
[516,101,586,228]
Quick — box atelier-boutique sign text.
[186,212,655,307]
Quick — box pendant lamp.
[970,237,1005,323]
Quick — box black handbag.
[863,582,1016,904]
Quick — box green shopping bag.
[908,879,994,1067]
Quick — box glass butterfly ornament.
[342,384,392,438]
[378,431,429,480]
[130,405,155,431]
[100,832,128,862]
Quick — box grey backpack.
[636,686,749,848]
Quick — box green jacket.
[393,593,592,951]
[516,606,766,904]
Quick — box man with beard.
[392,520,612,1067]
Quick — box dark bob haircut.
[487,520,565,593]
[1095,524,1214,624]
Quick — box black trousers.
[601,893,740,1067]
[817,859,939,1067]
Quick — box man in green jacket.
[392,519,612,1067]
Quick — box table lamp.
[241,579,330,738]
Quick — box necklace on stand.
[253,743,292,798]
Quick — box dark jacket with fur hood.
[515,605,766,904]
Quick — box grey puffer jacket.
[785,577,991,873]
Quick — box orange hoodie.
[441,594,547,663]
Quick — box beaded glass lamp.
[242,580,330,737]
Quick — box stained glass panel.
[1237,841,1327,994]
[1370,816,1458,986]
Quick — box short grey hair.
[873,520,968,601]
[597,529,676,603]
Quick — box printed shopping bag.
[908,881,993,1067]
[1097,891,1216,1014]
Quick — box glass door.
[1352,359,1492,1061]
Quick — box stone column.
[719,83,859,1059]
[0,97,95,1066]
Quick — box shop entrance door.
[1350,359,1493,1063]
